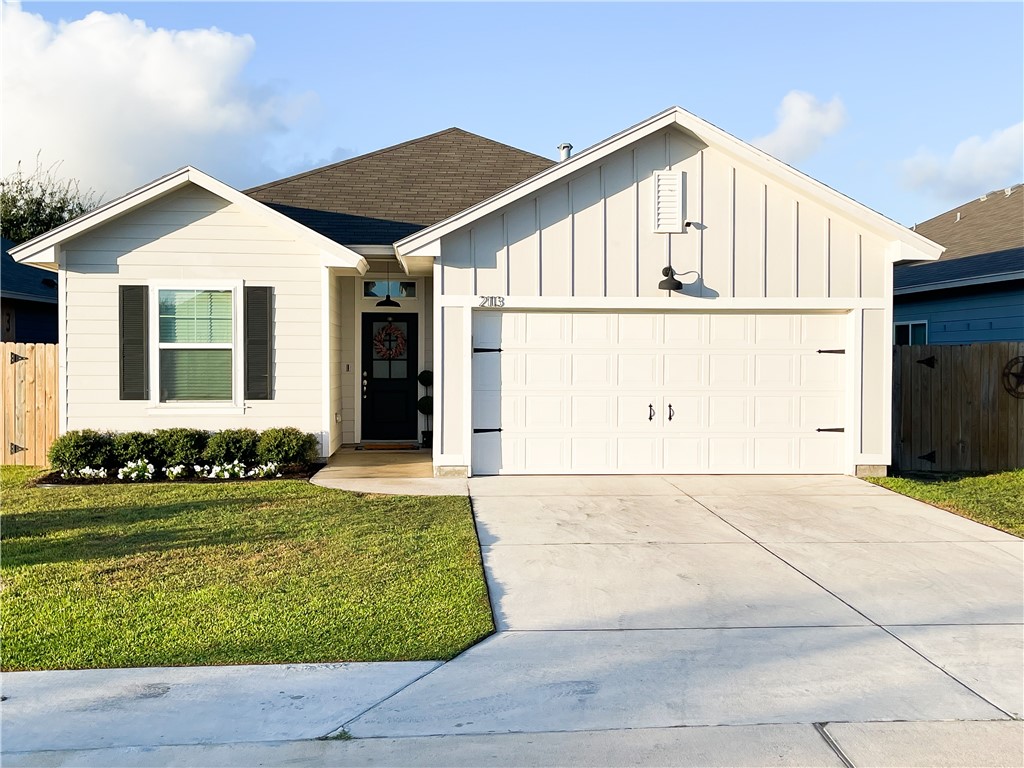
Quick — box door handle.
[668,404,674,422]
[648,404,655,421]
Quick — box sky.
[2,1,1022,227]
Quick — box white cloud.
[902,122,1024,201]
[0,2,317,199]
[753,91,846,164]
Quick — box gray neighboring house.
[1,236,58,343]
[894,185,1024,345]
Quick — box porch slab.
[311,448,467,495]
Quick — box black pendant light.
[375,262,401,308]
[658,266,684,292]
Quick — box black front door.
[361,313,418,441]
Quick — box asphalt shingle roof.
[1,237,58,303]
[245,128,556,246]
[896,184,1024,289]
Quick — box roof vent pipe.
[558,143,573,161]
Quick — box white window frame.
[894,319,928,346]
[146,279,245,414]
[360,276,421,303]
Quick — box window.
[894,321,927,346]
[158,289,233,401]
[363,280,416,299]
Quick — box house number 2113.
[478,296,506,308]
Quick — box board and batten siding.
[433,128,900,474]
[61,185,329,446]
[438,130,890,301]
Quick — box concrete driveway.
[348,475,1023,743]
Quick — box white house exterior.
[11,107,942,476]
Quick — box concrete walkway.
[3,475,1022,766]
[309,447,468,495]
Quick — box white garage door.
[471,311,848,475]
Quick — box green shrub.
[47,430,114,473]
[204,429,260,465]
[112,431,158,464]
[154,428,209,468]
[257,427,319,467]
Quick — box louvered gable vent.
[654,170,684,233]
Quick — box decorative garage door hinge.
[816,349,845,354]
[9,443,26,455]
[472,347,502,353]
[816,427,845,433]
[10,352,27,364]
[473,428,502,434]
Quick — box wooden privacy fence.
[892,342,1024,473]
[1,342,58,466]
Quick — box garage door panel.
[801,314,845,345]
[754,396,795,429]
[524,437,565,471]
[523,395,566,430]
[664,395,702,428]
[571,354,613,387]
[664,314,704,344]
[709,354,751,387]
[617,437,659,471]
[664,354,704,387]
[525,353,567,387]
[801,354,844,387]
[755,355,796,386]
[524,313,568,345]
[708,437,751,471]
[617,314,660,344]
[618,354,659,387]
[472,311,847,475]
[571,437,614,470]
[799,436,843,471]
[572,395,614,429]
[754,437,796,470]
[663,437,703,471]
[709,315,752,345]
[755,314,798,344]
[572,314,615,345]
[708,396,750,429]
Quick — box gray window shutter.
[119,285,149,400]
[245,286,273,399]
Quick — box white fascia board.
[894,270,1024,295]
[395,105,943,263]
[10,169,194,264]
[10,166,369,273]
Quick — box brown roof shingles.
[910,184,1024,262]
[246,128,555,245]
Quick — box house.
[10,107,942,476]
[2,237,58,343]
[894,185,1024,345]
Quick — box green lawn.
[0,466,494,671]
[867,469,1024,537]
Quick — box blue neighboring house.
[893,184,1024,345]
[1,236,58,343]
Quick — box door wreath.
[373,323,407,360]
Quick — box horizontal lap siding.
[895,283,1024,343]
[62,186,324,435]
[440,129,892,301]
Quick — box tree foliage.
[1,159,100,245]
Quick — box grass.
[867,469,1024,537]
[0,466,494,671]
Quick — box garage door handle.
[648,404,655,421]
[668,404,674,422]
